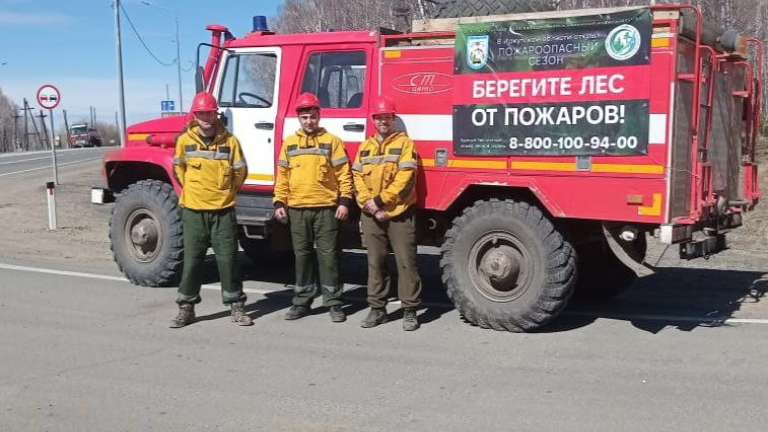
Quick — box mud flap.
[601,223,655,278]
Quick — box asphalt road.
[1,262,767,432]
[0,147,109,178]
[0,151,767,431]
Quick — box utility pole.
[114,0,127,147]
[142,1,183,112]
[30,108,44,150]
[63,109,71,149]
[174,13,183,112]
[38,110,49,149]
[20,99,35,151]
[12,112,21,151]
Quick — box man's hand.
[364,199,379,214]
[336,205,349,220]
[274,207,287,220]
[374,210,389,222]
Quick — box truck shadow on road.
[194,252,768,333]
[544,267,768,334]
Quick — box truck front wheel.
[110,180,183,286]
[440,199,577,332]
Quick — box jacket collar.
[186,120,227,147]
[374,131,405,146]
[294,127,327,148]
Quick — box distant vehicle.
[69,124,102,148]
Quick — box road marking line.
[565,310,768,325]
[0,156,52,166]
[0,157,102,177]
[0,262,287,296]
[0,148,101,159]
[2,262,768,325]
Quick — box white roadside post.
[36,84,62,185]
[46,181,57,230]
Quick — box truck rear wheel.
[432,0,547,18]
[440,199,577,332]
[110,180,183,286]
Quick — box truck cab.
[69,123,102,148]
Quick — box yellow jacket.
[273,128,353,209]
[352,131,418,218]
[172,121,247,210]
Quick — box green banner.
[455,8,652,74]
[453,9,654,156]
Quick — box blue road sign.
[161,100,175,112]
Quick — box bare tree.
[0,88,20,153]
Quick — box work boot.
[230,301,253,326]
[284,305,310,321]
[360,307,388,328]
[402,308,420,331]
[328,305,346,323]
[169,303,196,328]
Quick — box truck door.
[289,49,370,153]
[215,47,281,186]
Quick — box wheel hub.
[479,245,521,288]
[468,232,533,302]
[130,219,158,248]
[125,209,162,263]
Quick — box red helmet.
[191,92,218,113]
[295,92,321,112]
[371,97,396,117]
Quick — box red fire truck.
[94,5,763,331]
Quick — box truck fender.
[103,147,180,194]
[448,174,565,217]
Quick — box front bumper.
[90,187,114,204]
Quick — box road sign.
[161,100,175,112]
[36,84,61,110]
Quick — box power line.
[119,2,176,67]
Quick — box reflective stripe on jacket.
[172,120,247,210]
[273,128,353,209]
[352,131,417,218]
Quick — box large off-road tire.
[440,199,577,332]
[239,236,294,267]
[110,180,183,286]
[574,235,647,300]
[431,0,549,19]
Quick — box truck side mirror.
[195,66,205,93]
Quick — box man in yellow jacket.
[169,92,251,328]
[273,92,353,322]
[352,97,422,331]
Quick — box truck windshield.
[70,126,88,134]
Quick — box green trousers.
[361,210,422,309]
[288,207,343,307]
[177,207,245,305]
